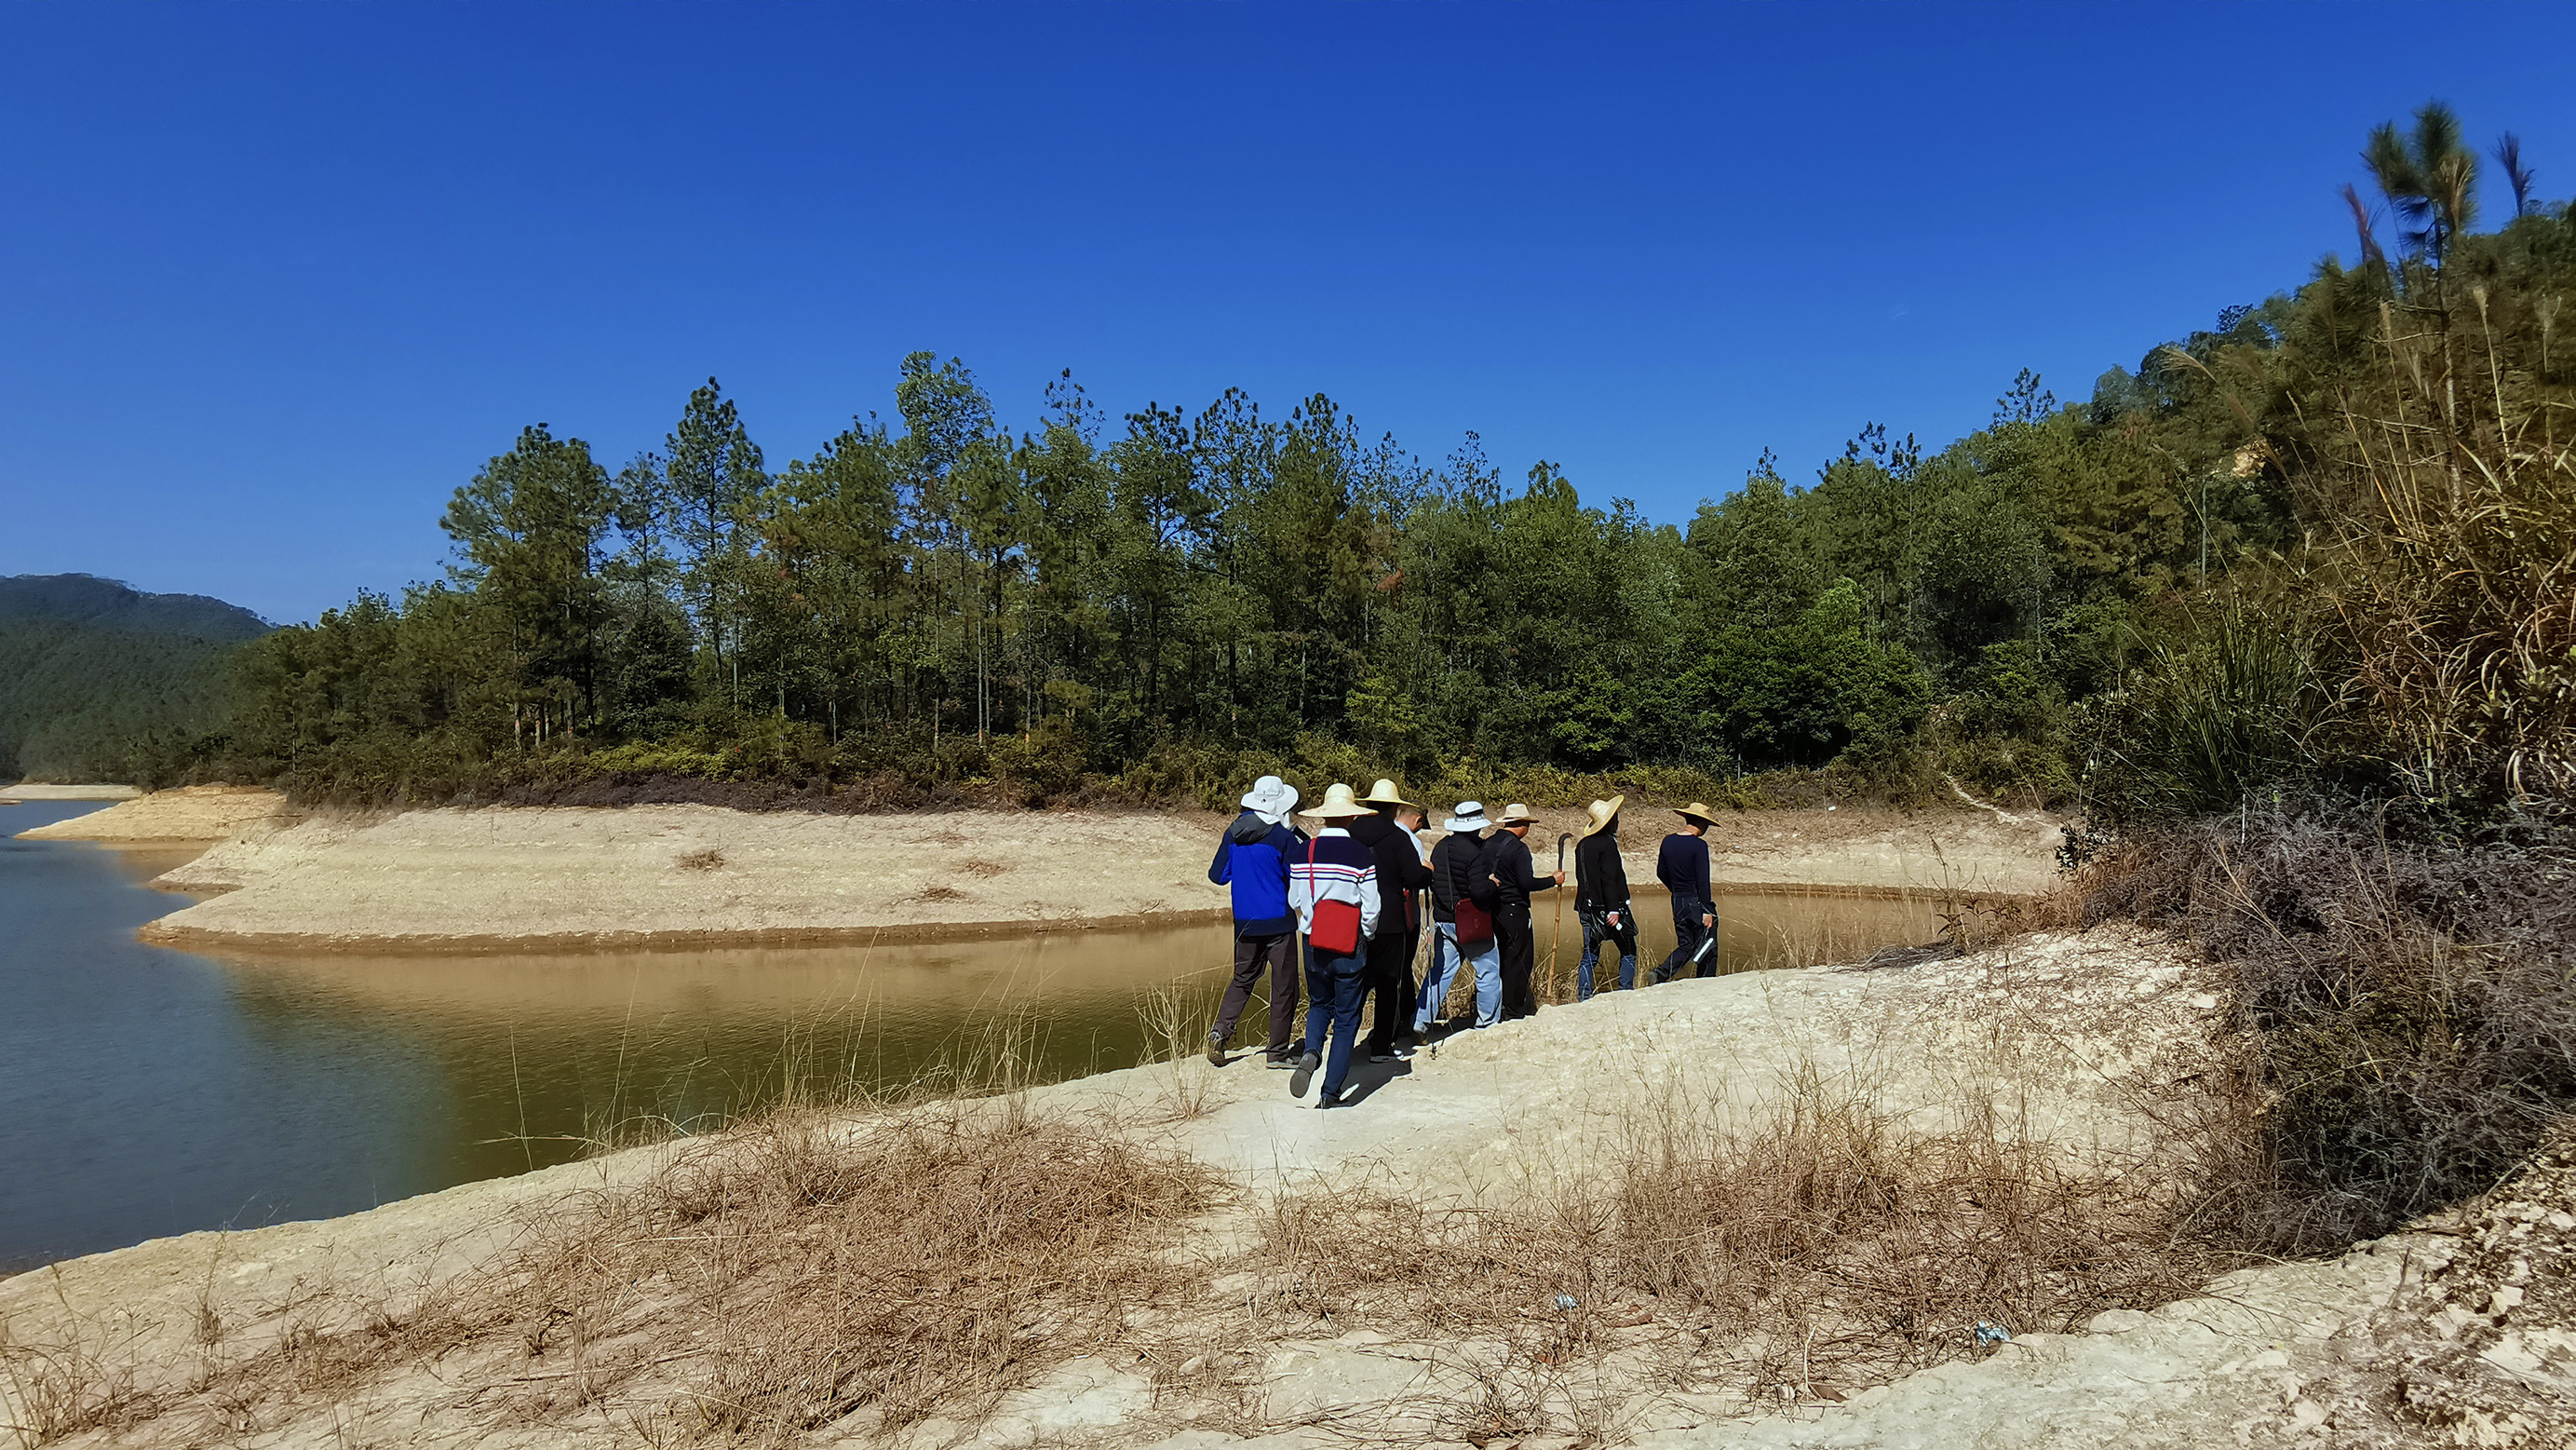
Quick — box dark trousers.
[1577,907,1639,999]
[1494,904,1538,1020]
[1213,929,1300,1058]
[1301,941,1369,1103]
[1362,926,1413,1054]
[1654,895,1715,983]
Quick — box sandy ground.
[0,781,142,802]
[116,794,2059,953]
[15,783,287,841]
[7,925,2470,1450]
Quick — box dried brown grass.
[1247,1063,2233,1416]
[45,1104,1222,1448]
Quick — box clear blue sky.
[5,1,2571,625]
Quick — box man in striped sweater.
[1285,782,1382,1108]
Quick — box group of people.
[1206,776,1727,1109]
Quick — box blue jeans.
[1301,940,1369,1103]
[1418,920,1504,1031]
[1576,907,1638,1000]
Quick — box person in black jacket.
[1481,803,1562,1021]
[1651,802,1720,983]
[1572,795,1638,1000]
[1351,779,1435,1060]
[1419,801,1503,1032]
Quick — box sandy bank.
[131,799,2060,953]
[0,781,142,803]
[15,783,286,842]
[15,928,2557,1447]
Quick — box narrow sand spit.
[0,781,142,803]
[15,783,286,841]
[127,796,2058,952]
[13,928,2559,1448]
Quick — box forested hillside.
[0,575,268,783]
[224,108,2572,825]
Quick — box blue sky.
[5,1,2572,625]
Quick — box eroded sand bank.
[16,783,287,841]
[0,781,142,803]
[124,795,2060,953]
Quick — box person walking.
[1419,801,1503,1032]
[1573,796,1639,1000]
[1351,779,1435,1062]
[1206,775,1305,1065]
[1652,802,1721,984]
[1285,782,1382,1108]
[1481,803,1562,1021]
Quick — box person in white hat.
[1421,801,1504,1031]
[1479,803,1563,1020]
[1206,776,1305,1065]
[1284,782,1382,1107]
[1572,795,1638,1000]
[1350,779,1435,1062]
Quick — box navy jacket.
[1208,812,1298,937]
[1656,833,1712,901]
[1480,831,1556,911]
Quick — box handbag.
[1452,895,1494,948]
[1305,837,1363,955]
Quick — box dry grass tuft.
[107,1105,1221,1447]
[1250,1065,2229,1409]
[673,848,725,872]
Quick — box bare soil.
[14,785,286,843]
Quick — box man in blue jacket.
[1207,775,1304,1066]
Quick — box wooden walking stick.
[1548,831,1573,1004]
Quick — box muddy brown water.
[1,801,1945,1271]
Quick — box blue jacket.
[1209,811,1298,937]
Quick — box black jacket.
[1430,831,1489,923]
[1574,830,1631,913]
[1348,813,1434,931]
[1656,833,1711,901]
[1480,831,1556,911]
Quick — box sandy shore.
[9,928,2551,1447]
[15,783,286,841]
[120,794,2061,954]
[0,781,142,803]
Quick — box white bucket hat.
[1240,775,1299,826]
[1444,801,1491,833]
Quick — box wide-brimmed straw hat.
[1299,781,1376,820]
[1580,795,1626,838]
[1357,778,1417,810]
[1497,802,1540,827]
[1444,800,1491,833]
[1675,801,1720,829]
[1241,775,1300,824]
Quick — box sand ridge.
[15,783,287,842]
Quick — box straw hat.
[1357,778,1417,810]
[1299,781,1376,820]
[1241,775,1300,825]
[1496,802,1540,827]
[1580,794,1625,838]
[1443,800,1491,833]
[1675,801,1720,829]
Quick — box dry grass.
[1244,1062,2232,1422]
[16,1105,1222,1449]
[673,848,725,872]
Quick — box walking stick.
[1548,832,1573,1004]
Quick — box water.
[0,800,1943,1270]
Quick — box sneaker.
[1264,1056,1298,1070]
[1368,1052,1397,1064]
[1205,1030,1226,1066]
[1315,1093,1342,1110]
[1288,1052,1318,1098]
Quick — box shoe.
[1288,1052,1318,1098]
[1264,1056,1297,1070]
[1315,1094,1342,1110]
[1368,1052,1397,1064]
[1205,1030,1226,1066]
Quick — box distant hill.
[0,573,269,642]
[0,575,271,783]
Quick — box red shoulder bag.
[1305,836,1363,955]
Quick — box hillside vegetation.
[0,575,268,783]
